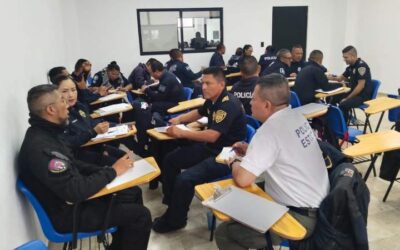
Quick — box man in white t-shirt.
[215,73,330,250]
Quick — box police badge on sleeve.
[48,159,68,173]
[358,67,366,76]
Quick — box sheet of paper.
[202,185,288,233]
[218,147,236,161]
[315,87,344,94]
[96,103,131,114]
[197,117,208,125]
[106,159,156,189]
[294,103,327,116]
[97,93,122,102]
[92,125,129,140]
[154,124,191,133]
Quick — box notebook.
[154,124,191,133]
[215,147,237,164]
[106,158,156,189]
[202,185,288,233]
[293,103,327,116]
[95,103,131,115]
[91,124,129,141]
[97,93,123,102]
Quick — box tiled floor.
[50,108,400,250]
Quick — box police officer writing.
[92,61,129,90]
[209,43,226,68]
[261,49,294,77]
[126,61,153,91]
[231,55,260,115]
[152,67,246,233]
[328,46,373,123]
[289,44,306,75]
[215,74,329,249]
[19,84,152,250]
[293,50,338,105]
[168,49,202,89]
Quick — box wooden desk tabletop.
[168,98,206,114]
[90,105,133,119]
[225,72,241,78]
[294,103,328,119]
[131,89,145,95]
[81,125,137,147]
[146,123,201,141]
[195,179,306,240]
[226,86,232,91]
[288,81,295,88]
[90,157,160,199]
[315,87,351,99]
[343,130,400,157]
[90,92,126,105]
[363,96,400,115]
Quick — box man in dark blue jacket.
[258,45,276,73]
[261,49,293,77]
[209,43,226,67]
[168,49,202,89]
[126,62,152,90]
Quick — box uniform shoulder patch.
[222,96,229,102]
[358,67,366,76]
[79,110,86,118]
[214,110,227,123]
[341,168,354,178]
[48,159,68,173]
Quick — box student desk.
[167,98,206,114]
[90,105,133,119]
[315,87,351,99]
[343,130,400,181]
[294,103,328,119]
[226,86,232,91]
[81,124,137,147]
[89,157,160,199]
[362,97,400,133]
[225,72,241,78]
[90,92,126,105]
[146,123,202,141]
[195,179,307,241]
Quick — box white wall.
[0,0,75,248]
[345,0,400,94]
[69,0,348,78]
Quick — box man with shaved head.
[19,84,152,250]
[215,74,329,249]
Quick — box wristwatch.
[229,158,241,170]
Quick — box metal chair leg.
[209,215,216,241]
[383,180,395,202]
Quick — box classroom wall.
[0,0,74,248]
[68,0,348,79]
[345,0,400,94]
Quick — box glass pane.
[182,10,221,51]
[139,11,180,53]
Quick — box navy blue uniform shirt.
[261,60,291,77]
[168,60,202,88]
[343,58,373,99]
[209,52,225,67]
[231,76,259,115]
[92,70,129,89]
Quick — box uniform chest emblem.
[48,159,67,173]
[79,110,86,118]
[213,110,227,123]
[222,96,229,102]
[352,68,356,74]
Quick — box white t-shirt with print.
[241,107,329,208]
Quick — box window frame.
[137,8,224,55]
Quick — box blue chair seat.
[348,127,364,143]
[15,240,48,250]
[17,179,117,244]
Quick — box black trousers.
[162,143,217,205]
[331,94,365,123]
[57,187,152,250]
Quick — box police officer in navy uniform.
[19,84,151,250]
[152,67,247,233]
[126,62,152,91]
[289,44,306,75]
[329,46,373,122]
[231,55,259,115]
[258,45,277,73]
[92,61,129,89]
[168,49,202,89]
[209,43,226,67]
[261,49,293,77]
[293,50,340,105]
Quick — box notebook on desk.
[215,147,237,164]
[202,185,288,233]
[154,124,191,133]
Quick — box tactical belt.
[288,206,318,218]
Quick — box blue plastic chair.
[290,91,301,108]
[183,87,193,100]
[246,114,261,129]
[245,124,256,143]
[16,179,117,247]
[326,105,363,144]
[388,94,400,129]
[15,240,48,250]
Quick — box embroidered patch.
[352,68,356,74]
[79,110,86,118]
[279,68,285,75]
[358,67,366,76]
[48,159,68,173]
[342,168,354,178]
[222,96,229,102]
[214,110,227,123]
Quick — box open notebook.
[95,103,131,115]
[91,124,129,141]
[154,124,191,133]
[202,185,288,233]
[293,103,327,116]
[106,158,156,189]
[97,93,123,102]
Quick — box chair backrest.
[15,240,48,250]
[245,124,256,143]
[388,94,400,123]
[16,179,60,242]
[246,114,261,130]
[290,91,301,108]
[326,105,348,139]
[183,87,193,100]
[370,79,381,100]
